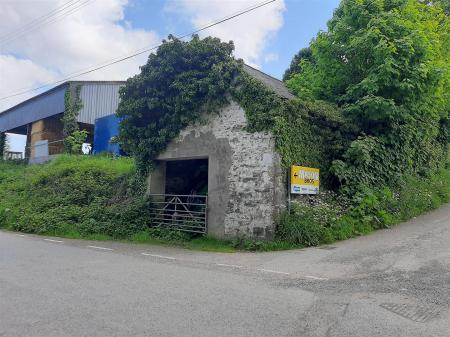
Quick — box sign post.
[290,165,320,195]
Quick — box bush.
[394,170,450,220]
[275,195,343,246]
[276,169,450,247]
[277,211,332,246]
[347,187,396,230]
[0,155,152,239]
[1,154,448,250]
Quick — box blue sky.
[2,0,341,152]
[122,0,340,79]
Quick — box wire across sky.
[0,0,278,102]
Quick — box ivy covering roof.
[242,64,296,100]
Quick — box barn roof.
[0,66,295,133]
[243,64,296,100]
[0,81,125,133]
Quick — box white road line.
[86,245,114,251]
[141,253,176,260]
[15,234,26,237]
[304,275,328,281]
[43,238,64,243]
[216,263,244,268]
[257,268,290,275]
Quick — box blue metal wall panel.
[93,114,121,155]
[0,84,67,132]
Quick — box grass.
[0,155,304,252]
[126,229,296,252]
[1,154,449,252]
[1,224,302,253]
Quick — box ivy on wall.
[118,28,447,192]
[0,132,6,159]
[117,35,241,174]
[232,72,355,187]
[62,85,83,154]
[117,35,346,186]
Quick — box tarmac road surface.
[0,204,449,337]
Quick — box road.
[0,204,449,337]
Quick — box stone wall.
[150,101,286,239]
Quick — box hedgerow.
[0,155,152,239]
[0,156,284,252]
[277,169,450,247]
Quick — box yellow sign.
[290,165,320,194]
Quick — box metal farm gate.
[148,194,208,234]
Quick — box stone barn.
[148,65,295,240]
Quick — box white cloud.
[166,0,285,68]
[0,56,57,153]
[0,55,58,103]
[0,0,160,111]
[264,52,279,63]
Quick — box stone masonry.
[149,100,286,240]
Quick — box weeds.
[276,169,450,247]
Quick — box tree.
[423,0,450,15]
[282,47,313,81]
[286,0,449,191]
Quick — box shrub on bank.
[277,169,450,247]
[1,155,448,250]
[0,155,152,239]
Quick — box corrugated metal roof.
[0,65,294,133]
[0,81,125,132]
[0,83,68,132]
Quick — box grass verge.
[1,154,448,252]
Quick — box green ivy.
[62,85,83,153]
[65,130,88,154]
[232,71,354,187]
[117,35,347,186]
[0,132,6,159]
[117,35,241,174]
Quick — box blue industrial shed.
[0,81,125,161]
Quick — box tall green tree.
[282,47,314,81]
[286,0,449,191]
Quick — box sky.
[0,0,340,152]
